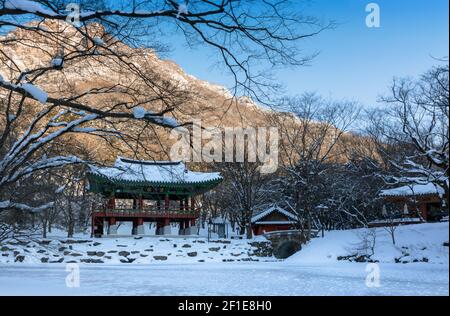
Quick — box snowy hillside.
[288,222,449,265]
[0,226,274,265]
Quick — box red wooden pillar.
[191,196,195,211]
[138,197,144,210]
[419,203,428,221]
[107,198,115,210]
[137,218,144,226]
[164,194,170,210]
[109,217,116,225]
[163,218,170,227]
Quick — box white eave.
[251,206,297,223]
[380,183,445,198]
[89,157,222,184]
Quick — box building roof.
[88,157,222,186]
[251,205,297,223]
[380,183,445,198]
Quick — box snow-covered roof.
[88,157,222,185]
[251,206,297,223]
[380,183,445,197]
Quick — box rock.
[37,249,46,254]
[66,260,78,263]
[144,249,153,252]
[222,259,234,262]
[107,250,117,253]
[95,251,105,257]
[117,245,128,247]
[65,240,90,244]
[1,253,8,257]
[231,253,242,257]
[153,256,168,261]
[104,256,112,260]
[182,244,192,248]
[173,244,177,248]
[8,241,29,246]
[87,251,97,256]
[198,260,205,262]
[93,242,102,246]
[140,254,148,257]
[120,259,130,263]
[15,255,25,262]
[134,236,143,240]
[187,252,197,257]
[80,258,103,263]
[50,258,64,263]
[422,257,429,263]
[63,251,71,256]
[39,240,52,245]
[40,257,49,263]
[13,251,20,256]
[208,247,221,252]
[58,247,67,252]
[70,253,82,257]
[131,251,139,254]
[118,251,130,257]
[1,246,12,252]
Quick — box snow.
[133,107,146,119]
[50,57,63,68]
[0,223,447,295]
[176,3,189,19]
[21,83,48,104]
[0,200,54,212]
[380,183,445,197]
[251,205,296,223]
[93,37,104,46]
[89,157,222,184]
[4,0,57,16]
[288,222,449,264]
[132,107,179,127]
[0,262,447,295]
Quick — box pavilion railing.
[92,207,200,218]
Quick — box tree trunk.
[246,222,253,239]
[42,220,47,239]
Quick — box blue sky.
[167,0,449,107]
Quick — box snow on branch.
[4,0,57,16]
[0,200,54,213]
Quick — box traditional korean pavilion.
[87,157,222,237]
[379,183,447,222]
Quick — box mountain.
[0,20,274,162]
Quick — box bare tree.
[381,64,449,204]
[268,94,360,239]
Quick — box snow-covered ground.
[0,223,448,295]
[0,262,447,296]
[288,222,449,264]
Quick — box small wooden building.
[251,206,297,236]
[379,183,447,222]
[87,157,222,237]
